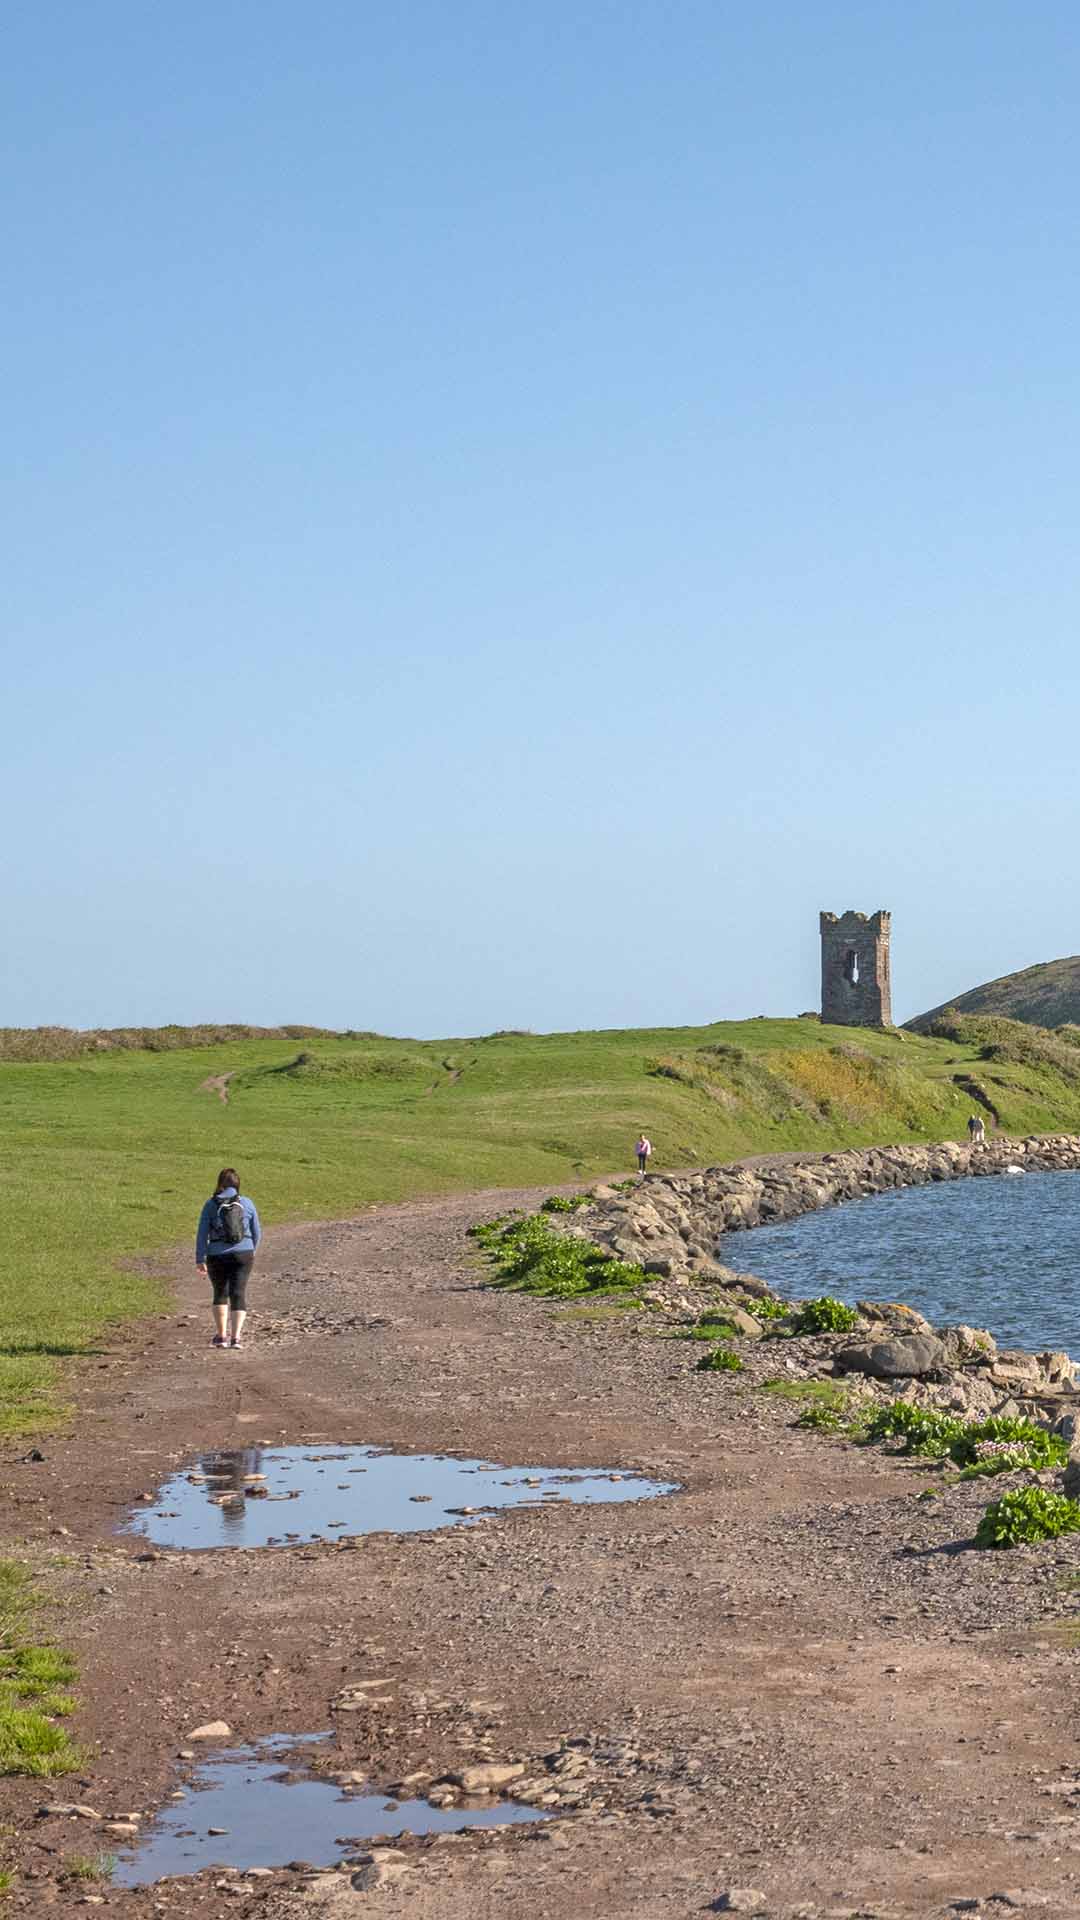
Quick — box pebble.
[188,1721,232,1740]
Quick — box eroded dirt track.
[6,1186,1080,1916]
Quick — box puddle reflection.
[125,1445,675,1550]
[111,1733,546,1887]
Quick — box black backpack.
[213,1194,246,1245]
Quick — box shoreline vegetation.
[8,1057,1080,1895]
[471,1129,1080,1552]
[5,1008,1080,1437]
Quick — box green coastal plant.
[976,1486,1080,1549]
[469,1213,645,1299]
[863,1403,1068,1476]
[539,1193,591,1214]
[744,1297,789,1323]
[794,1402,846,1432]
[695,1344,743,1373]
[789,1296,859,1335]
[863,1402,968,1458]
[952,1414,1065,1464]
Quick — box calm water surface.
[721,1167,1080,1353]
[113,1733,545,1886]
[123,1445,675,1551]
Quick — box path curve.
[4,1181,1080,1918]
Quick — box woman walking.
[195,1168,261,1350]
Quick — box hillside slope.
[907,955,1080,1032]
[5,1013,1080,1434]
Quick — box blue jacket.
[196,1188,261,1263]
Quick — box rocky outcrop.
[835,1325,1000,1380]
[566,1134,1080,1285]
[834,1333,951,1379]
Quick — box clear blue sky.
[5,2,1080,1035]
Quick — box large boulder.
[834,1334,949,1379]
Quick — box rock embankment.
[567,1132,1080,1282]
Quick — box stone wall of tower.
[820,910,893,1027]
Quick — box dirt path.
[6,1186,1080,1916]
[199,1071,237,1105]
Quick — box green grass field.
[4,1011,1080,1437]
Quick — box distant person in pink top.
[635,1133,652,1177]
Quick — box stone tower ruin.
[820,909,892,1027]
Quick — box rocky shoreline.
[570,1132,1080,1279]
[556,1131,1080,1435]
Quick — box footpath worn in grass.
[5,1012,1080,1435]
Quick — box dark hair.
[215,1166,240,1194]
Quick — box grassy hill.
[908,955,1080,1032]
[6,1012,1080,1436]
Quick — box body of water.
[721,1166,1080,1353]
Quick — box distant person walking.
[635,1132,652,1178]
[967,1113,986,1147]
[196,1168,261,1350]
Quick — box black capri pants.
[207,1251,254,1311]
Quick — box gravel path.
[5,1182,1080,1917]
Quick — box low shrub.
[695,1345,744,1373]
[539,1194,591,1214]
[976,1486,1080,1549]
[790,1296,859,1335]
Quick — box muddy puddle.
[111,1733,546,1886]
[123,1444,675,1550]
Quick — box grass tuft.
[695,1344,744,1373]
[0,1564,82,1777]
